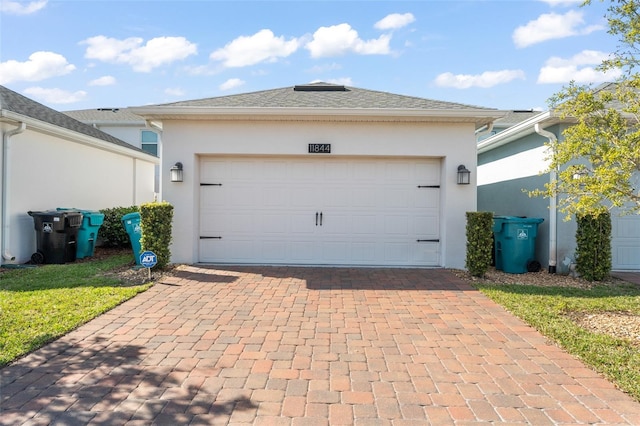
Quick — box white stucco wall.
[160,119,477,269]
[1,125,157,264]
[92,125,143,148]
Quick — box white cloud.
[88,75,116,86]
[374,13,415,30]
[210,29,300,68]
[23,87,87,104]
[325,77,353,86]
[537,50,622,83]
[219,78,245,91]
[307,62,343,73]
[82,35,197,72]
[0,0,47,15]
[513,10,603,48]
[0,51,75,84]
[434,69,526,89]
[164,87,185,96]
[306,23,391,58]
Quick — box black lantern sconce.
[170,162,183,182]
[457,164,471,185]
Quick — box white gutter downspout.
[534,123,557,273]
[2,122,26,261]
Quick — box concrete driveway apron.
[2,266,640,425]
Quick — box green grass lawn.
[474,281,640,402]
[0,254,152,367]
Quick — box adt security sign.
[140,251,157,268]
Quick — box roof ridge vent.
[97,108,120,112]
[294,84,347,92]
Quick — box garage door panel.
[351,188,378,207]
[414,242,440,264]
[261,187,290,206]
[199,157,441,266]
[385,242,410,262]
[612,214,640,270]
[351,242,377,262]
[351,215,377,234]
[261,214,288,234]
[261,241,289,261]
[384,215,409,235]
[321,241,350,261]
[413,215,439,236]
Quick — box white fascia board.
[89,120,147,127]
[477,111,560,154]
[130,106,507,124]
[0,110,159,164]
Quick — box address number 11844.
[308,143,331,154]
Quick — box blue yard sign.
[140,251,157,268]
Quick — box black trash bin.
[28,210,83,264]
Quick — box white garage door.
[612,214,640,270]
[199,156,441,266]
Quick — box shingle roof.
[494,110,544,127]
[0,85,150,155]
[63,107,147,124]
[151,82,497,111]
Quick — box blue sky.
[0,0,621,111]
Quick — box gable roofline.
[0,86,158,163]
[477,81,638,154]
[477,110,570,154]
[129,83,507,129]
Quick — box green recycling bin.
[493,216,544,274]
[121,212,142,265]
[57,208,104,259]
[28,210,83,264]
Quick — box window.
[141,130,158,156]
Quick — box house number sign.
[308,143,331,154]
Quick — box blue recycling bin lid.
[493,216,544,232]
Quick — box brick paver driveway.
[2,266,640,425]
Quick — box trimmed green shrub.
[465,211,494,277]
[139,201,174,270]
[98,206,139,248]
[575,211,612,281]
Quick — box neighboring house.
[0,86,158,265]
[130,82,505,269]
[64,108,162,193]
[476,109,541,142]
[477,109,640,272]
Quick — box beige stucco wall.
[160,119,477,269]
[1,124,157,264]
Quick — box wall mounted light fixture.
[457,164,471,185]
[170,162,183,182]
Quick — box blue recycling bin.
[121,212,142,265]
[57,208,104,259]
[493,216,544,274]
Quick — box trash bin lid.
[121,212,140,221]
[494,216,544,224]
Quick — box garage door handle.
[316,212,319,226]
[320,212,323,226]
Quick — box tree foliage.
[533,1,640,218]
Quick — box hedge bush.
[466,211,494,277]
[575,211,611,281]
[139,201,174,270]
[98,206,139,248]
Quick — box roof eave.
[129,106,507,127]
[0,110,159,163]
[477,111,563,154]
